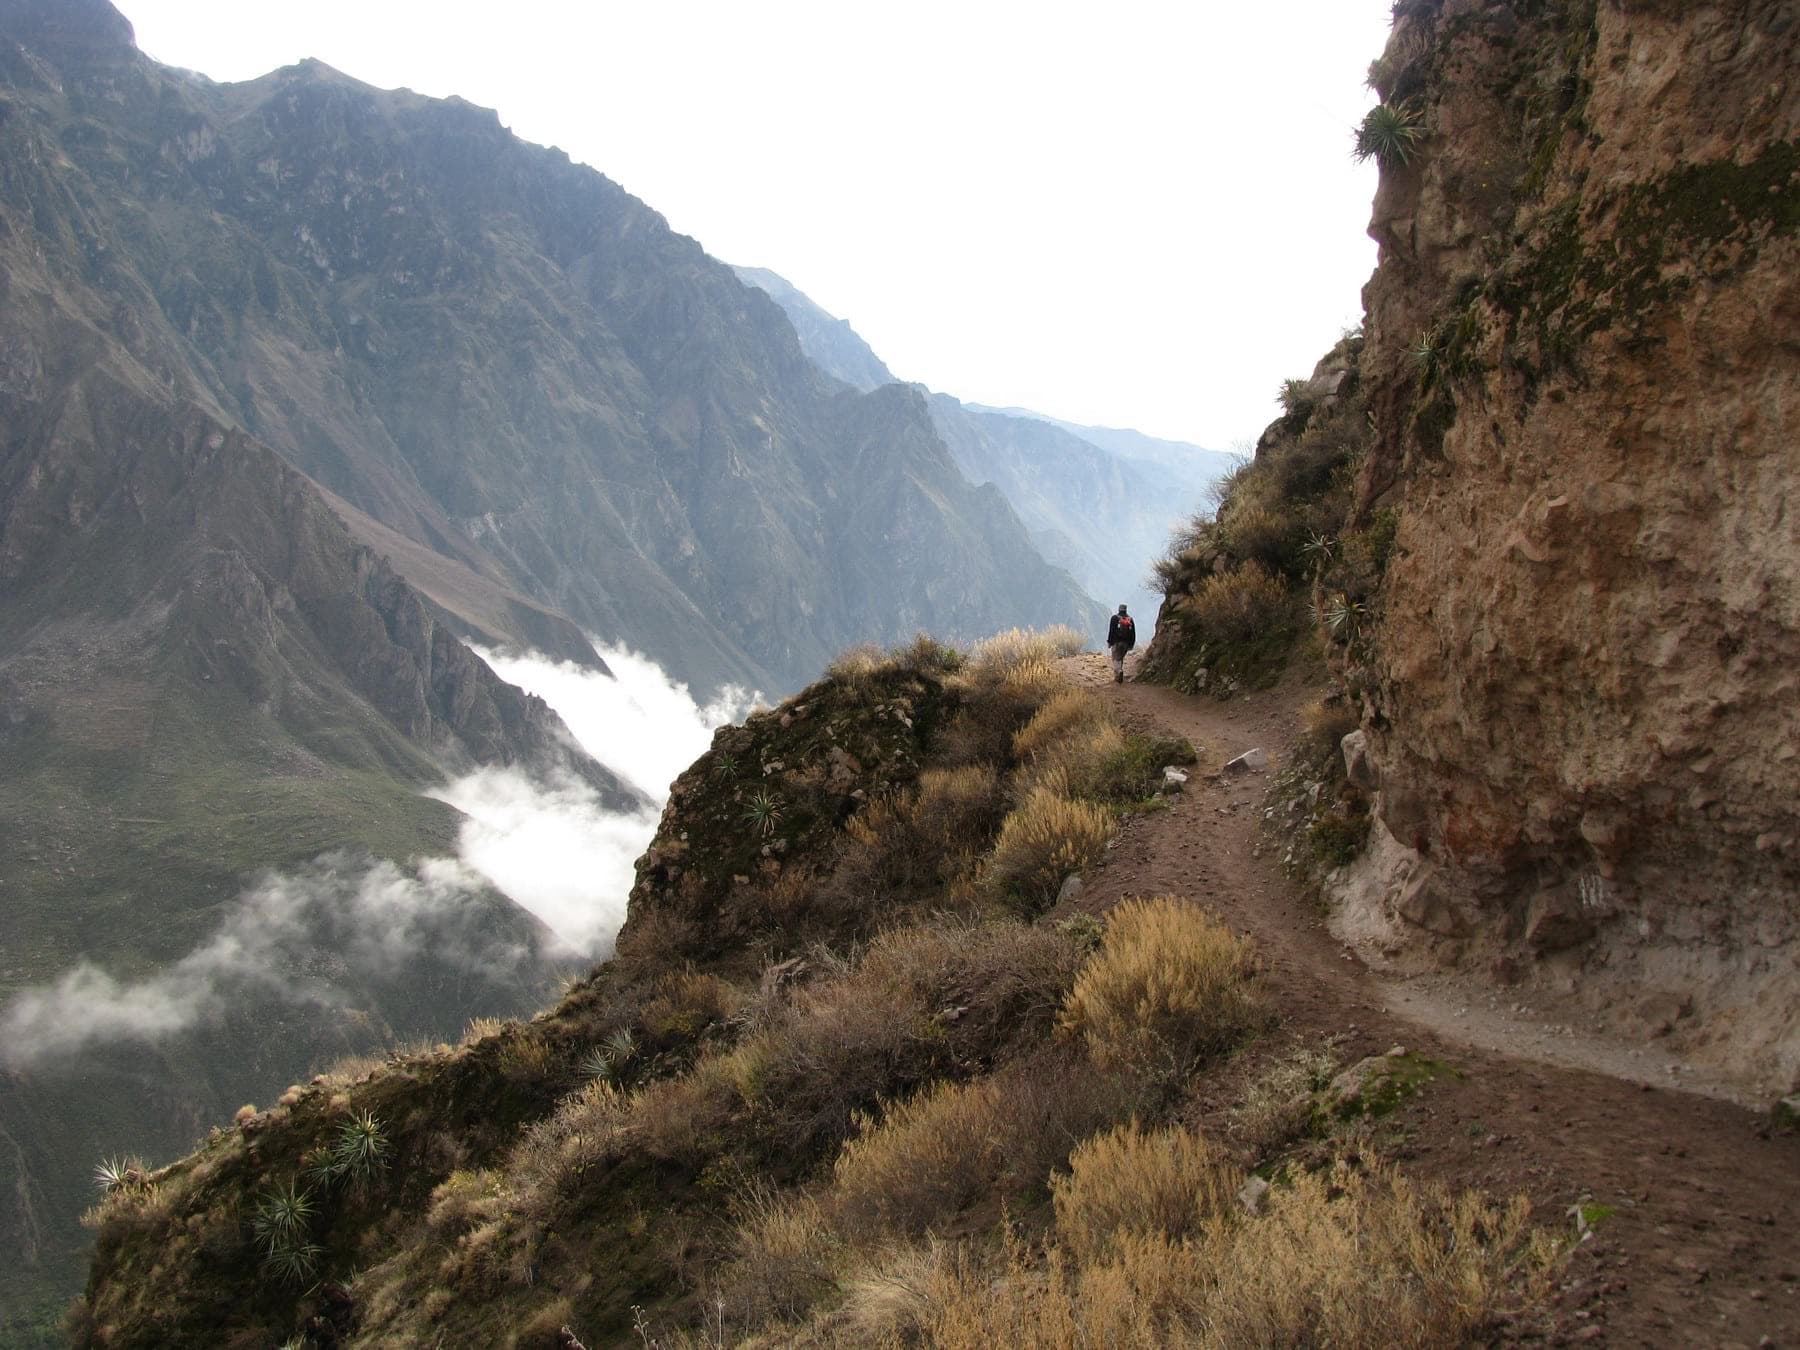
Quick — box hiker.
[1106,604,1136,683]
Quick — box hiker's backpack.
[1117,615,1135,644]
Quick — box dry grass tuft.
[984,787,1113,911]
[640,969,749,1041]
[720,1185,839,1325]
[897,1156,1552,1348]
[828,1061,1119,1243]
[1051,1121,1236,1264]
[910,764,1004,858]
[1302,696,1362,757]
[827,642,889,686]
[1060,896,1261,1074]
[1184,563,1293,643]
[1012,688,1110,762]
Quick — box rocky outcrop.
[1335,0,1799,1093]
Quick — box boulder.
[1395,870,1467,937]
[1340,729,1377,791]
[1237,1175,1271,1216]
[1525,885,1595,953]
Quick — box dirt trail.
[1060,652,1800,1348]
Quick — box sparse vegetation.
[1355,100,1428,168]
[1140,333,1373,696]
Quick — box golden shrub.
[831,1079,1008,1239]
[628,1042,761,1162]
[1184,562,1292,644]
[1059,896,1260,1072]
[1051,1121,1236,1264]
[1012,688,1110,761]
[830,1058,1126,1244]
[1014,721,1127,801]
[639,969,748,1040]
[984,787,1112,910]
[899,1157,1551,1349]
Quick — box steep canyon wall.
[1343,0,1799,1094]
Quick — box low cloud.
[0,644,751,1065]
[432,642,752,954]
[477,642,753,801]
[1,855,528,1068]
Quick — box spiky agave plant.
[92,1155,147,1194]
[263,1238,325,1290]
[330,1109,390,1185]
[1354,100,1427,169]
[253,1179,316,1255]
[579,1046,618,1083]
[583,1026,639,1083]
[742,788,786,838]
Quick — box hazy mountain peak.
[731,264,897,393]
[3,0,134,48]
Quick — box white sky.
[115,1,1393,450]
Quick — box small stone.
[1340,728,1377,789]
[1237,1175,1270,1216]
[1161,766,1190,793]
[1224,747,1269,775]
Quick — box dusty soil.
[1059,652,1800,1349]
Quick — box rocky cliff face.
[1338,0,1799,1093]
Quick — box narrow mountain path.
[1058,652,1800,1349]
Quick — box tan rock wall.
[1348,0,1800,1092]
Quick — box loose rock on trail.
[1058,650,1800,1348]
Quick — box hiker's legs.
[1109,642,1126,682]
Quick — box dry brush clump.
[829,1054,1130,1245]
[1185,562,1294,645]
[939,625,1085,765]
[1060,896,1263,1076]
[1050,1121,1237,1264]
[885,1154,1551,1349]
[983,786,1114,912]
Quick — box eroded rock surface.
[1339,0,1799,1093]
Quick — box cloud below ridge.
[0,642,750,1065]
[431,641,753,954]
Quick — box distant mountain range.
[731,267,1237,622]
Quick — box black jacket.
[1107,614,1136,649]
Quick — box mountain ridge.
[731,265,1231,624]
